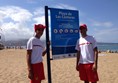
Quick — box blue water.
[14,43,118,52]
[97,43,118,51]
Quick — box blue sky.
[0,0,118,43]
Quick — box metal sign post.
[45,6,52,83]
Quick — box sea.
[5,42,118,52]
[97,43,118,52]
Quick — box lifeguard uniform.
[27,36,45,83]
[75,35,99,82]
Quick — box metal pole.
[45,6,52,83]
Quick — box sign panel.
[50,8,79,59]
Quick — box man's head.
[79,24,87,37]
[34,24,46,38]
[79,24,87,30]
[34,24,46,32]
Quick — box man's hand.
[92,64,97,71]
[76,65,79,71]
[28,70,33,79]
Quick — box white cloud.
[55,3,78,10]
[33,8,44,16]
[27,0,37,3]
[94,27,118,43]
[0,6,32,22]
[91,20,113,27]
[1,22,33,41]
[87,20,118,43]
[0,5,53,41]
[33,16,45,25]
[2,4,116,43]
[0,6,33,41]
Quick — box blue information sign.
[50,8,79,59]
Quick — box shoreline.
[2,47,118,53]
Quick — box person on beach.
[75,24,99,83]
[26,24,47,83]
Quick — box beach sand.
[0,49,118,83]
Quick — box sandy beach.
[0,49,118,83]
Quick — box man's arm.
[42,49,47,56]
[42,41,50,56]
[93,47,98,71]
[26,50,33,79]
[76,51,80,71]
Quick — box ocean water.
[97,43,118,51]
[7,42,118,52]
